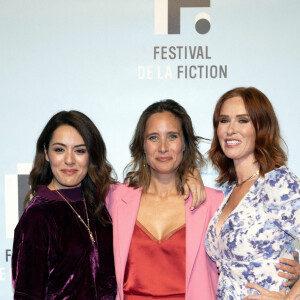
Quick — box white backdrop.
[1,0,300,298]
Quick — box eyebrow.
[146,131,180,136]
[219,114,250,118]
[51,143,86,147]
[145,132,158,137]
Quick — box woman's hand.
[276,251,300,287]
[184,168,206,210]
[244,257,300,300]
[243,284,286,299]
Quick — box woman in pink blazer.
[106,184,222,300]
[106,99,223,300]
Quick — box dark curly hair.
[25,110,116,224]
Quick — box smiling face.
[217,96,256,166]
[144,111,185,177]
[45,125,89,189]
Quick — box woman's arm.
[243,252,300,299]
[12,206,50,299]
[243,278,300,299]
[244,170,300,299]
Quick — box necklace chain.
[52,185,96,244]
[236,170,259,187]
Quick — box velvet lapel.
[185,195,208,289]
[115,186,142,283]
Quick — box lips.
[156,157,172,162]
[61,169,78,175]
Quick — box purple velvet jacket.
[12,185,116,300]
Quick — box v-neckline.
[215,177,260,237]
[136,220,186,244]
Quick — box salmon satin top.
[123,221,186,299]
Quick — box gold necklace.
[52,185,96,244]
[236,170,259,187]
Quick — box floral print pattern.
[205,166,300,299]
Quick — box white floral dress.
[205,166,300,299]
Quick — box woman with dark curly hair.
[205,87,300,299]
[12,111,117,299]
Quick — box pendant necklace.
[52,185,96,244]
[235,170,260,187]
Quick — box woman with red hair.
[205,87,300,299]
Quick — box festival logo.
[154,0,211,34]
[140,0,228,80]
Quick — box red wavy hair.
[209,87,287,185]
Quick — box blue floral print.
[205,166,300,299]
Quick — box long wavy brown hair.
[209,87,287,185]
[124,99,205,193]
[25,110,116,224]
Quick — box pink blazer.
[106,184,223,300]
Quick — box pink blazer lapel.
[114,186,142,283]
[185,195,208,288]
